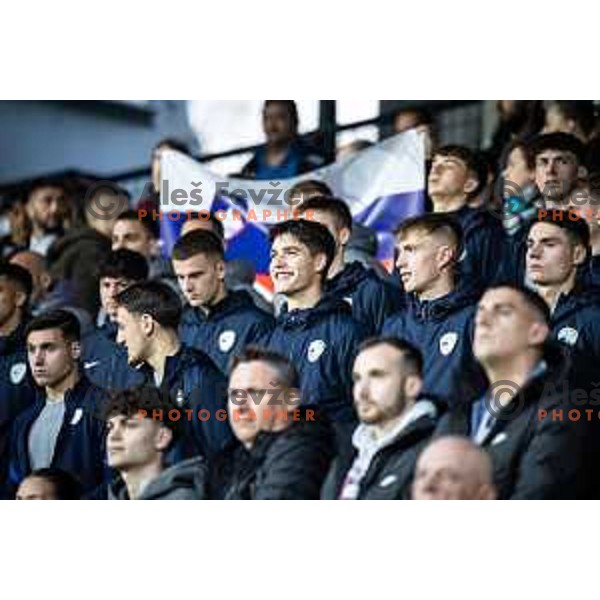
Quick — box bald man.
[411,436,497,500]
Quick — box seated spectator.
[501,138,539,239]
[543,101,596,143]
[411,436,497,500]
[434,285,583,499]
[241,101,326,180]
[0,263,37,496]
[383,214,487,409]
[392,106,436,160]
[172,230,274,374]
[1,178,69,257]
[114,281,232,459]
[501,133,588,285]
[266,220,366,426]
[180,211,225,241]
[567,184,600,287]
[526,212,600,401]
[16,467,82,500]
[209,346,334,499]
[112,210,171,280]
[289,179,384,278]
[7,310,106,496]
[104,387,206,500]
[82,249,148,389]
[298,196,404,334]
[428,145,506,292]
[47,182,127,316]
[322,337,437,500]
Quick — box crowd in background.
[1,99,599,500]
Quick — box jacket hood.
[325,261,371,297]
[108,457,207,500]
[276,295,352,330]
[409,286,479,322]
[552,284,600,323]
[47,226,109,261]
[182,290,256,326]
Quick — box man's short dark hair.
[299,196,353,232]
[507,137,537,170]
[115,209,159,239]
[532,209,591,250]
[115,281,182,330]
[25,309,81,343]
[26,177,67,200]
[99,249,149,282]
[269,219,336,280]
[185,211,225,241]
[103,386,182,443]
[357,336,423,376]
[172,229,225,262]
[433,145,488,199]
[530,132,586,166]
[545,101,597,138]
[485,283,551,325]
[229,345,300,389]
[24,468,82,500]
[396,213,463,254]
[288,179,333,200]
[0,261,33,303]
[264,100,299,131]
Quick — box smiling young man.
[265,219,366,427]
[171,229,274,374]
[382,214,486,409]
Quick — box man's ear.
[529,321,550,347]
[315,253,328,276]
[573,243,588,267]
[71,341,81,360]
[140,313,154,336]
[216,259,226,282]
[155,426,173,452]
[436,244,456,273]
[404,374,423,400]
[14,290,28,310]
[338,227,351,248]
[464,174,479,196]
[577,165,588,180]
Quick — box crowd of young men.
[2,110,600,499]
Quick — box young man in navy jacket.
[82,248,149,389]
[7,310,106,497]
[298,196,404,335]
[266,219,366,427]
[172,229,274,374]
[0,263,37,497]
[383,214,486,409]
[113,280,232,460]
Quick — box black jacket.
[322,401,437,500]
[209,409,334,499]
[47,226,112,316]
[324,261,404,335]
[434,344,585,499]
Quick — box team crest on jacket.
[219,330,236,353]
[557,326,579,347]
[344,296,353,308]
[307,339,327,363]
[10,362,27,384]
[439,332,458,356]
[70,408,83,426]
